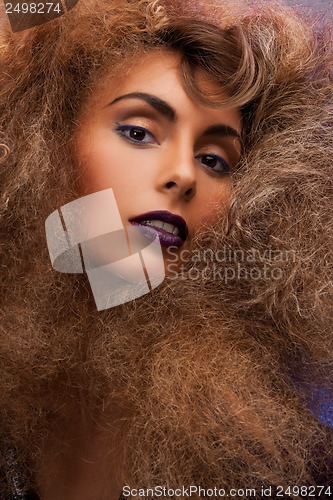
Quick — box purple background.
[284,0,332,18]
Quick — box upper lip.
[129,210,188,241]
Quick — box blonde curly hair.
[0,0,332,497]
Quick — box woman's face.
[74,50,242,267]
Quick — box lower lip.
[129,222,186,248]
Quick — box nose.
[156,144,197,202]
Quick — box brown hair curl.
[0,0,332,497]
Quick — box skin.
[38,411,125,500]
[74,49,242,271]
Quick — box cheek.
[82,159,130,195]
[75,134,137,196]
[192,177,232,227]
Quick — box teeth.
[150,219,164,229]
[140,219,180,236]
[163,222,176,234]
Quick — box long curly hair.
[0,0,332,497]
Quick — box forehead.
[121,49,226,98]
[85,49,241,127]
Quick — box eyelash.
[195,154,230,175]
[115,123,230,175]
[115,123,159,145]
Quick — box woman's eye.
[115,124,158,145]
[196,153,230,175]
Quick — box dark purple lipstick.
[129,210,188,248]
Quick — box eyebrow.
[108,92,242,141]
[202,124,241,141]
[109,92,176,122]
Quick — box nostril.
[166,181,176,189]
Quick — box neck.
[36,409,126,500]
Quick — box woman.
[0,0,332,498]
